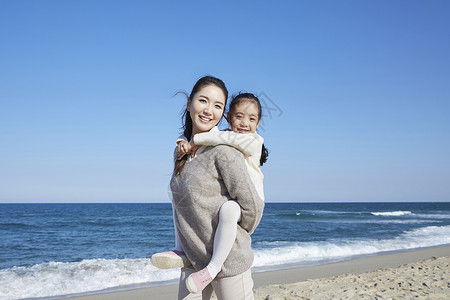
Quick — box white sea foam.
[252,225,450,269]
[371,211,412,217]
[2,225,450,299]
[0,258,179,300]
[414,213,450,219]
[367,219,441,224]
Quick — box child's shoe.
[186,267,213,293]
[151,250,191,269]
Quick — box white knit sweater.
[177,127,265,200]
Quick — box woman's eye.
[215,105,222,109]
[199,99,207,103]
[250,118,256,122]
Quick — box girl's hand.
[176,140,192,160]
[189,140,199,158]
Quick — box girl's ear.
[256,120,261,129]
[225,113,231,123]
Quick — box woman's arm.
[194,131,263,157]
[214,145,264,234]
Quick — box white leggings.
[173,200,241,278]
[207,200,241,278]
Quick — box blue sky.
[1,0,449,203]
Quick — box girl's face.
[228,101,260,134]
[188,85,226,135]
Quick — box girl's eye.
[215,105,222,109]
[250,118,256,122]
[200,99,207,103]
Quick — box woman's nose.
[203,105,212,115]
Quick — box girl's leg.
[208,200,241,277]
[186,200,241,293]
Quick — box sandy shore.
[69,245,450,300]
[254,252,450,299]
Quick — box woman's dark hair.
[228,93,269,166]
[174,76,228,176]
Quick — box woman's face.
[188,85,226,135]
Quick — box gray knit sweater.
[170,145,264,278]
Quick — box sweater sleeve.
[194,131,263,157]
[214,145,264,234]
[175,134,187,145]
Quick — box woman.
[171,76,264,299]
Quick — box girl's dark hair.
[174,76,228,176]
[228,93,269,166]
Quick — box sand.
[69,245,450,300]
[254,255,449,299]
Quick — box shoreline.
[66,245,450,300]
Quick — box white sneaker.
[151,250,191,269]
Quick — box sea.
[1,202,450,299]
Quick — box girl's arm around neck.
[194,131,263,157]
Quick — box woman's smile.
[199,115,212,123]
[188,85,226,135]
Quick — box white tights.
[173,200,241,279]
[207,200,241,278]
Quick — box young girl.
[152,93,268,294]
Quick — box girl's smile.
[229,101,260,134]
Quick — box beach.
[3,203,450,299]
[69,245,450,300]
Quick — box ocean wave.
[289,210,361,219]
[299,210,363,215]
[2,225,450,299]
[252,225,450,269]
[0,258,179,300]
[287,210,449,220]
[371,211,412,217]
[414,213,450,219]
[363,219,441,224]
